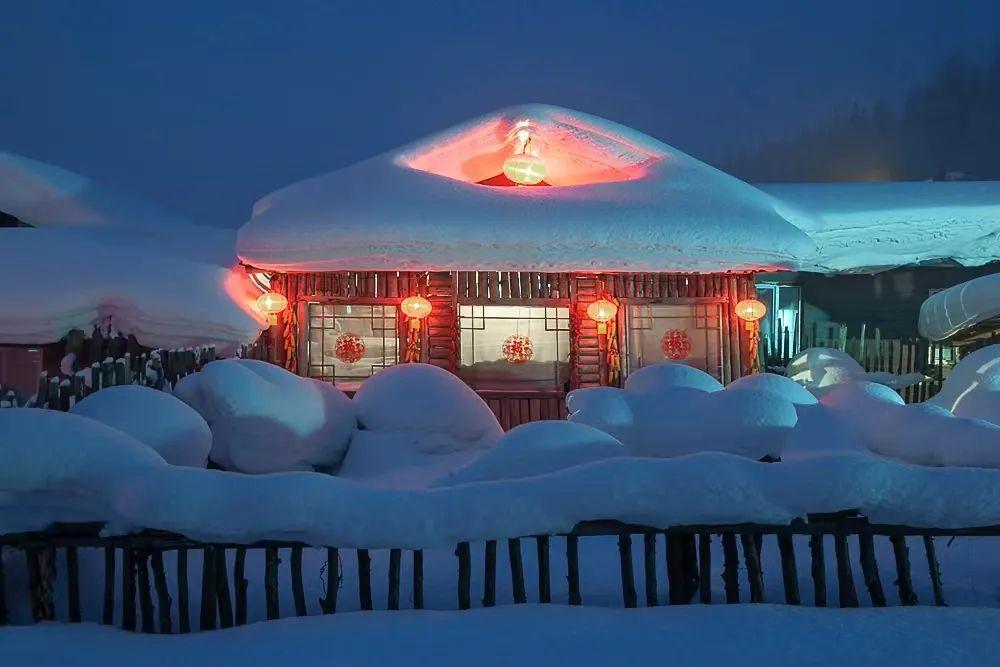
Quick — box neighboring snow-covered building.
[236,104,819,425]
[0,153,263,397]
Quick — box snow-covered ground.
[3,605,1000,666]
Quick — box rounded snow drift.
[787,347,865,390]
[352,363,502,444]
[820,381,905,411]
[727,373,818,405]
[624,363,723,394]
[440,421,624,486]
[71,385,212,467]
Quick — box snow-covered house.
[236,104,815,424]
[0,152,263,398]
[755,181,1000,351]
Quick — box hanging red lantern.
[586,298,618,334]
[660,329,692,360]
[334,333,366,364]
[502,334,534,364]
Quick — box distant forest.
[726,51,1000,183]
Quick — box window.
[458,305,570,390]
[306,303,398,387]
[756,284,802,360]
[626,303,723,380]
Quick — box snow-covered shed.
[237,104,815,424]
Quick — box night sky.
[3,1,998,227]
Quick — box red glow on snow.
[404,111,665,188]
[226,267,268,325]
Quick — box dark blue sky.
[3,1,998,227]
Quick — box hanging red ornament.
[334,332,366,364]
[501,334,534,364]
[660,329,692,360]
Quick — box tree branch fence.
[0,513,977,632]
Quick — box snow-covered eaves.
[237,104,816,274]
[919,272,1000,342]
[1,229,263,354]
[760,181,1000,273]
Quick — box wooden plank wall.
[481,393,569,431]
[571,276,603,389]
[425,272,457,373]
[456,271,570,301]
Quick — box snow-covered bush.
[568,364,797,459]
[338,363,503,487]
[928,345,1000,425]
[787,347,925,396]
[174,359,355,474]
[821,381,1000,467]
[438,421,624,486]
[70,385,211,467]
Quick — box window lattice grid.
[306,303,399,385]
[458,304,570,389]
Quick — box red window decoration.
[660,329,692,360]
[501,334,534,364]
[334,333,366,364]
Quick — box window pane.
[627,303,723,380]
[306,302,398,387]
[458,305,569,389]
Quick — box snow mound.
[781,404,866,460]
[0,409,166,533]
[624,363,723,394]
[0,229,261,353]
[438,421,624,486]
[338,364,503,487]
[568,373,796,459]
[787,348,865,391]
[70,385,211,467]
[237,104,815,273]
[174,359,355,473]
[822,380,1000,467]
[787,347,924,396]
[928,345,1000,425]
[726,373,817,405]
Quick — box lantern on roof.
[735,298,767,374]
[586,298,618,334]
[256,292,288,326]
[503,131,547,185]
[660,329,692,360]
[502,334,534,364]
[334,333,366,364]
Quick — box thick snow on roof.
[0,151,238,265]
[760,181,1000,272]
[238,104,815,273]
[1,229,262,353]
[919,272,1000,341]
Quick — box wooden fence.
[0,512,973,631]
[0,347,216,410]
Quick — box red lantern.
[660,329,692,360]
[502,335,534,364]
[334,333,366,364]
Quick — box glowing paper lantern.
[334,333,366,364]
[503,153,547,185]
[735,298,767,323]
[586,298,618,334]
[400,295,433,321]
[660,329,692,360]
[256,292,288,325]
[502,335,534,364]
